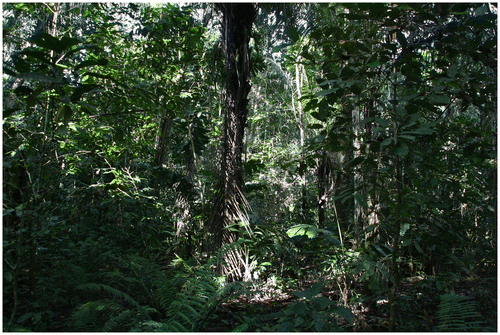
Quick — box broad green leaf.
[376,263,390,280]
[344,156,364,168]
[32,33,81,53]
[293,290,312,300]
[365,225,378,233]
[32,33,59,50]
[315,88,338,97]
[287,224,317,239]
[395,141,409,157]
[413,241,423,253]
[372,243,388,256]
[429,94,450,105]
[17,72,60,83]
[59,36,82,52]
[354,192,367,207]
[71,84,98,103]
[14,85,33,96]
[400,223,411,236]
[315,314,327,331]
[359,262,375,281]
[56,104,73,125]
[447,65,458,78]
[75,58,109,71]
[401,238,412,246]
[375,117,390,127]
[318,99,329,120]
[399,92,421,101]
[27,85,46,109]
[473,4,488,16]
[20,49,51,64]
[312,297,335,311]
[3,66,18,76]
[289,26,299,42]
[307,123,324,129]
[380,138,393,146]
[4,271,13,282]
[310,282,323,296]
[367,60,382,68]
[399,134,415,141]
[407,126,435,135]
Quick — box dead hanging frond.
[207,165,253,281]
[216,236,254,282]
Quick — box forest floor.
[203,274,497,332]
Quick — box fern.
[76,282,147,315]
[102,309,133,332]
[71,283,152,331]
[165,266,222,331]
[150,247,254,332]
[71,300,124,331]
[437,293,484,332]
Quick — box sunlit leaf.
[286,224,317,239]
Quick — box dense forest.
[2,3,497,332]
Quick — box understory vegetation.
[3,3,497,332]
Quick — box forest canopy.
[2,3,497,332]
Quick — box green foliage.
[437,294,486,332]
[2,2,496,332]
[75,283,147,314]
[286,224,341,247]
[70,300,134,332]
[66,255,162,331]
[236,282,352,332]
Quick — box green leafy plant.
[237,282,352,332]
[437,293,487,332]
[135,247,252,332]
[70,283,152,331]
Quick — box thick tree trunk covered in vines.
[208,3,256,281]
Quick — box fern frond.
[437,293,484,332]
[152,253,257,332]
[168,320,189,332]
[102,309,133,332]
[131,320,165,332]
[76,283,151,321]
[70,300,123,331]
[77,283,139,309]
[232,322,249,332]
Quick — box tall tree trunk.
[208,3,256,281]
[291,61,307,218]
[154,114,172,167]
[389,32,401,330]
[352,106,363,247]
[317,150,330,226]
